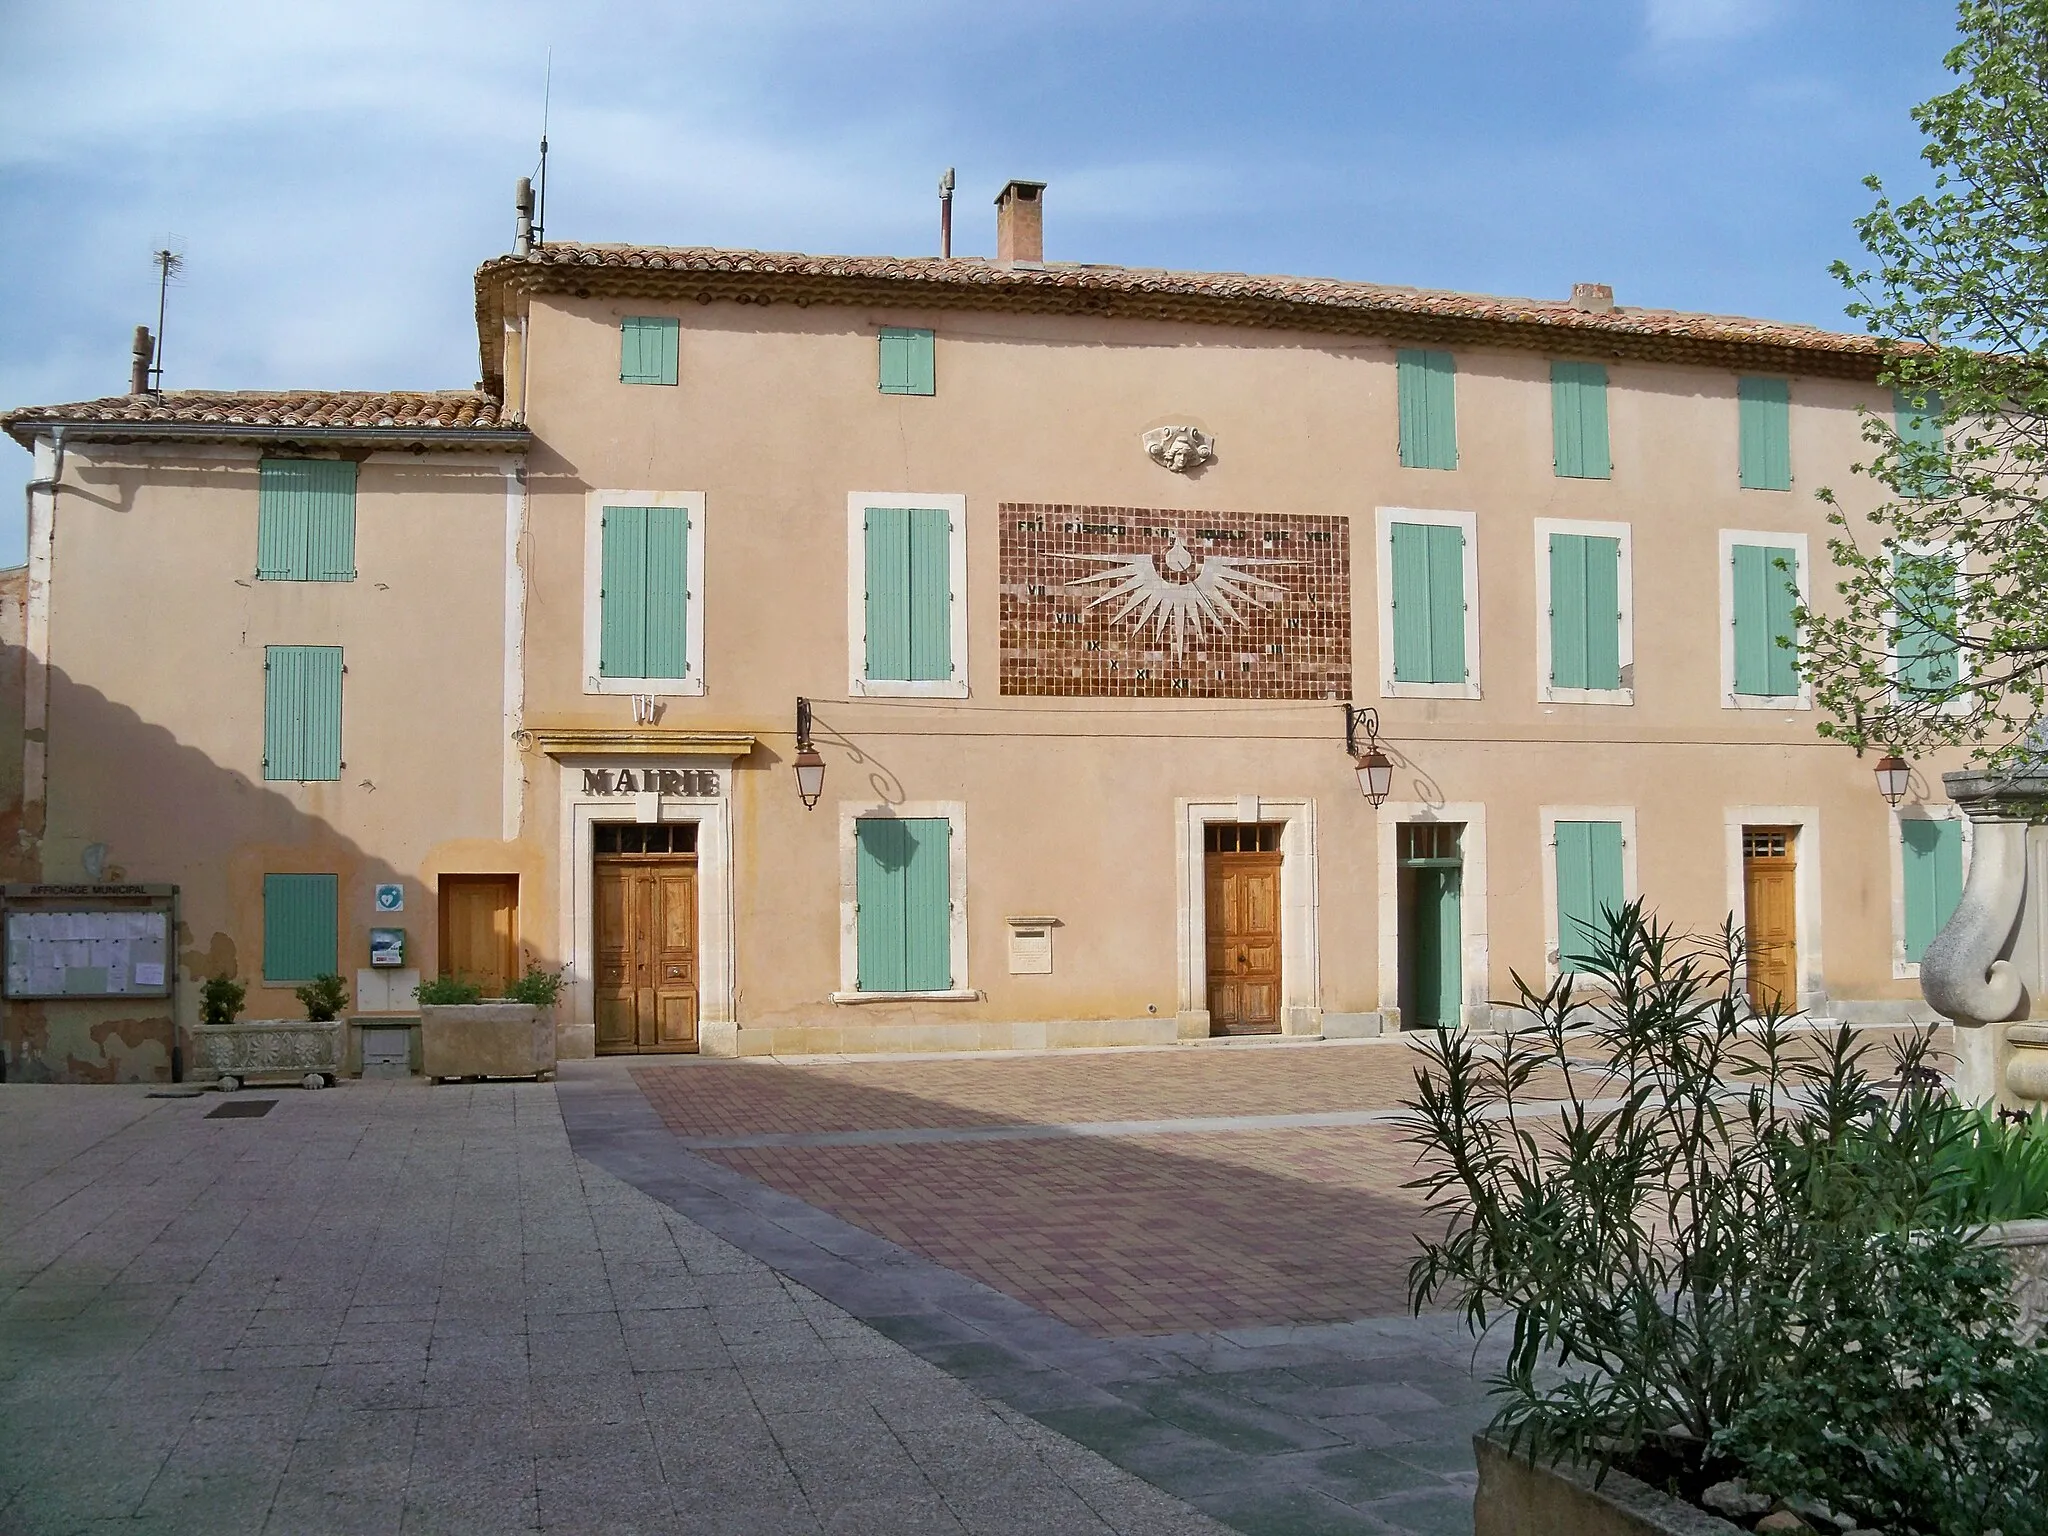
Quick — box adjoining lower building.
[0,181,1962,1081]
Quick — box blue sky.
[0,0,1958,566]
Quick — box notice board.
[2,885,176,999]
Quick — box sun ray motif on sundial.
[1055,532,1291,655]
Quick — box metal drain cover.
[205,1099,277,1119]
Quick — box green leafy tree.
[1803,1,2048,766]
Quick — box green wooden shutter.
[1583,535,1621,689]
[1894,550,1958,695]
[1894,387,1946,498]
[1732,544,1799,697]
[263,646,342,782]
[1551,362,1612,480]
[1902,818,1964,963]
[1738,377,1792,491]
[643,506,690,678]
[620,317,679,385]
[1391,523,1466,684]
[257,459,356,581]
[263,873,339,982]
[1555,821,1625,969]
[879,328,936,396]
[902,818,953,989]
[906,508,952,681]
[599,506,648,678]
[1549,533,1589,689]
[865,508,912,680]
[1397,349,1457,470]
[855,817,952,991]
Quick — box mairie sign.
[581,767,719,797]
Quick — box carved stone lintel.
[1142,425,1214,474]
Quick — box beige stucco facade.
[1,225,1959,1080]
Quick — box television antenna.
[150,239,185,393]
[533,53,551,247]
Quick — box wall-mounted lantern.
[1343,704,1394,808]
[793,697,826,810]
[1874,752,1911,808]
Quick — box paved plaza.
[0,1035,1647,1534]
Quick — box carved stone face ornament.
[1142,425,1214,474]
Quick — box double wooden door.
[594,858,699,1053]
[1743,826,1798,1013]
[1206,845,1282,1035]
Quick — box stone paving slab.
[0,1080,1229,1536]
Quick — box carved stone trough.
[191,1018,343,1091]
[420,1002,555,1083]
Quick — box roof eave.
[3,419,533,452]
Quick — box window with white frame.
[1534,518,1633,705]
[1718,529,1811,709]
[1376,507,1480,700]
[846,493,968,698]
[583,491,707,696]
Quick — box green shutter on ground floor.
[1902,818,1964,963]
[855,817,952,992]
[263,873,339,982]
[263,645,343,782]
[1390,522,1467,684]
[1554,820,1625,970]
[1731,543,1801,697]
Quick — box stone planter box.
[1986,1216,2048,1342]
[192,1018,343,1091]
[420,1003,555,1082]
[1474,1434,1742,1536]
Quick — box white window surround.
[1890,803,1971,980]
[1886,539,1971,714]
[553,755,739,1054]
[1375,506,1482,701]
[846,491,970,699]
[1722,805,1825,1012]
[1717,528,1812,711]
[1375,801,1489,1029]
[1171,797,1323,1038]
[582,489,707,697]
[1533,517,1634,707]
[833,799,975,1002]
[1538,806,1639,981]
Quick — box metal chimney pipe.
[129,327,154,395]
[515,177,535,258]
[939,167,955,259]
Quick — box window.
[1551,362,1611,480]
[1377,508,1478,698]
[1542,525,1627,698]
[1721,532,1808,706]
[1894,548,1959,697]
[257,458,356,581]
[1397,349,1457,470]
[264,873,338,982]
[1893,386,1946,498]
[854,818,952,992]
[1553,820,1625,970]
[620,316,679,386]
[879,328,936,396]
[1738,376,1792,491]
[1901,817,1964,964]
[263,646,342,782]
[847,494,968,697]
[582,492,706,695]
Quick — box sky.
[0,0,1962,568]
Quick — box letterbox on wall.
[1006,916,1058,976]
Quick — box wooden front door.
[1399,823,1464,1030]
[593,822,699,1054]
[1743,826,1798,1013]
[1205,823,1283,1036]
[440,875,519,996]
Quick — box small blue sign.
[374,884,404,913]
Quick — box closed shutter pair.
[1555,821,1624,971]
[855,818,952,991]
[600,506,691,680]
[865,507,952,681]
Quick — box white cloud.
[1643,0,1777,46]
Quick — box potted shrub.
[1405,902,2048,1536]
[418,970,557,1083]
[191,971,345,1092]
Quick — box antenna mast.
[150,246,183,393]
[534,53,551,247]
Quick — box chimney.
[995,179,1047,264]
[514,177,535,258]
[1571,282,1615,314]
[129,326,154,395]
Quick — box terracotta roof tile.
[474,241,1892,395]
[3,389,520,445]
